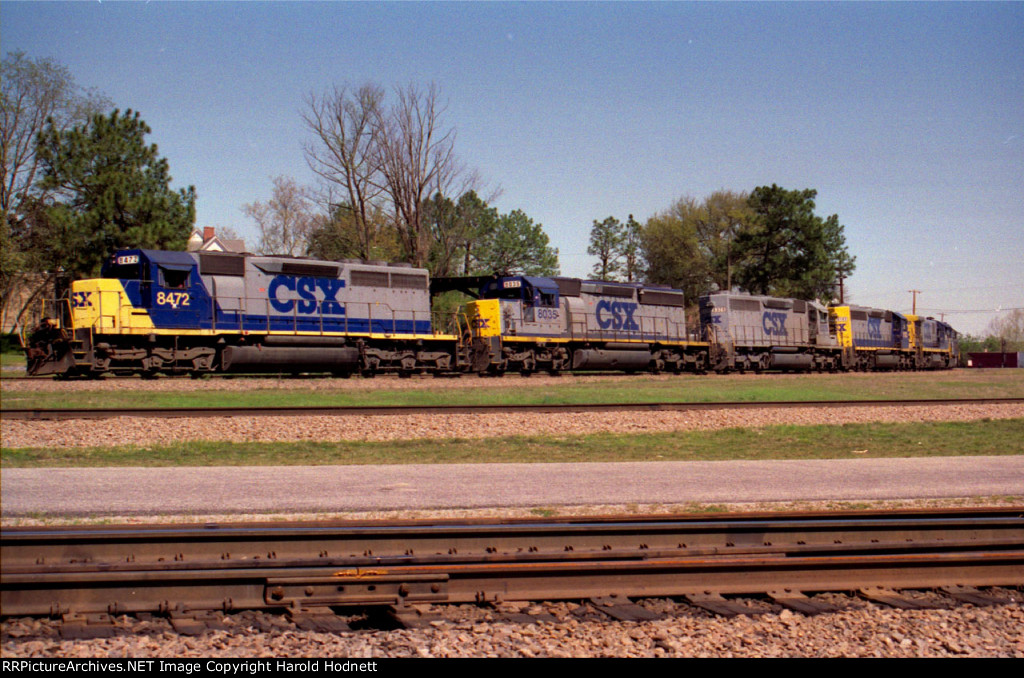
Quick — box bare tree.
[986,309,1024,351]
[242,176,316,256]
[1,51,111,331]
[302,81,480,271]
[302,84,385,260]
[373,83,459,268]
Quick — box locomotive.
[24,249,455,378]
[700,293,958,373]
[461,275,708,375]
[22,248,959,378]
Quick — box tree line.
[589,187,856,304]
[3,50,859,334]
[960,310,1024,353]
[1,54,560,330]
[1,52,195,329]
[249,82,558,278]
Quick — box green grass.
[3,418,1021,468]
[3,370,1023,410]
[1,352,25,368]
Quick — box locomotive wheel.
[692,353,708,375]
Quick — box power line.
[916,307,1024,314]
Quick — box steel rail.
[3,397,1022,421]
[3,509,1022,616]
[5,509,1022,566]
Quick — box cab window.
[159,266,191,289]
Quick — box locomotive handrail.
[724,323,814,347]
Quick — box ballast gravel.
[3,594,1022,658]
[2,403,1022,449]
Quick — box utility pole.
[909,289,921,315]
[836,269,846,304]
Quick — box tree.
[1,51,111,328]
[475,209,559,277]
[453,190,499,275]
[305,200,399,263]
[375,83,468,268]
[732,184,855,301]
[985,309,1024,351]
[621,214,645,282]
[588,216,625,280]
[641,197,710,304]
[694,190,751,292]
[302,84,385,261]
[35,109,195,279]
[242,176,316,256]
[302,82,481,272]
[422,191,461,276]
[1,52,111,226]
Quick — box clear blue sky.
[3,1,1021,335]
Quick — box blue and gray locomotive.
[462,276,709,375]
[25,249,457,378]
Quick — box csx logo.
[471,317,490,329]
[596,300,639,331]
[72,291,93,308]
[762,311,788,336]
[268,275,346,315]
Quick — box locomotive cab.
[474,276,562,333]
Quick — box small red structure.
[967,352,1022,368]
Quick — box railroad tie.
[59,612,117,640]
[587,596,662,622]
[766,590,840,616]
[384,603,440,629]
[287,605,351,633]
[858,587,943,610]
[490,601,558,624]
[941,585,1017,607]
[680,592,755,617]
[166,609,228,636]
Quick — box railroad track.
[3,508,1022,635]
[3,397,1023,420]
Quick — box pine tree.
[588,216,625,280]
[36,109,195,278]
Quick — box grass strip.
[4,371,1024,410]
[3,419,1022,468]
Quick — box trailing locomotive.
[22,247,959,378]
[462,276,709,375]
[700,293,840,372]
[701,293,959,372]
